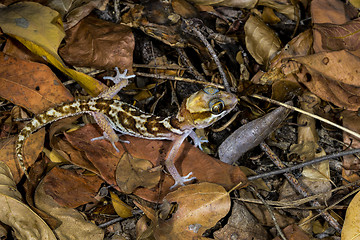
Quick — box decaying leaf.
[0,161,57,239]
[115,152,161,194]
[154,182,231,239]
[245,14,282,68]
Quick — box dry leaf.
[59,15,134,71]
[110,191,133,218]
[115,152,161,194]
[245,14,282,68]
[35,179,104,239]
[154,182,230,239]
[292,50,360,110]
[341,190,360,240]
[0,161,57,239]
[0,2,105,96]
[314,18,360,51]
[0,52,74,113]
[64,124,248,202]
[272,224,311,240]
[43,167,103,208]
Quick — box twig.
[248,185,287,240]
[135,72,225,89]
[176,48,207,82]
[260,142,342,232]
[247,148,360,181]
[182,19,231,92]
[250,94,360,140]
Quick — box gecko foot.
[169,172,196,190]
[103,67,135,84]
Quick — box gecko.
[15,68,238,189]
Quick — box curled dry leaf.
[218,103,291,165]
[0,52,74,114]
[245,14,282,68]
[59,15,135,71]
[110,191,133,218]
[154,182,230,239]
[35,179,104,239]
[0,161,57,239]
[341,190,360,240]
[0,2,105,96]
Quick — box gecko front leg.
[166,130,196,189]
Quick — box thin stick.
[135,72,225,89]
[250,94,360,140]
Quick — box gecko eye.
[209,99,225,114]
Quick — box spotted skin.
[15,88,238,188]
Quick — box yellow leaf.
[110,191,133,218]
[342,190,360,240]
[0,2,105,96]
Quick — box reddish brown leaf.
[43,167,103,208]
[0,52,74,114]
[64,124,248,202]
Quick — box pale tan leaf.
[0,161,57,240]
[245,14,282,68]
[342,190,360,240]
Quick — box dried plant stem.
[135,72,225,89]
[248,185,287,240]
[260,142,342,232]
[299,187,360,227]
[251,94,360,140]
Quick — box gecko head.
[177,87,238,129]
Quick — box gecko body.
[15,70,237,188]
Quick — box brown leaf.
[154,182,230,239]
[314,18,360,51]
[64,124,248,202]
[245,14,282,68]
[43,167,103,208]
[59,15,134,71]
[0,52,74,114]
[292,50,360,110]
[116,152,161,194]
